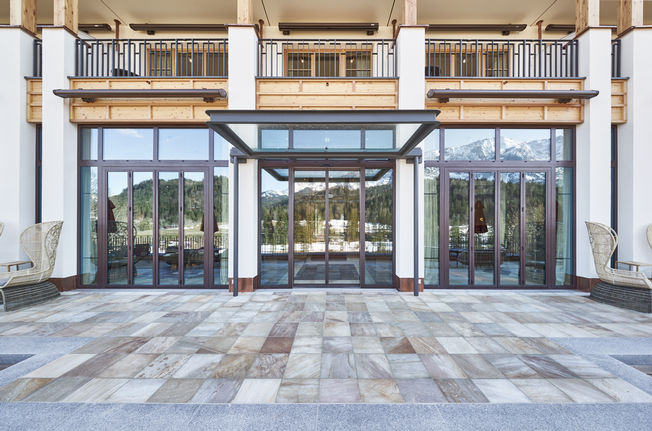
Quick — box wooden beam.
[10,0,37,35]
[237,0,253,25]
[402,0,417,26]
[576,0,600,35]
[53,0,78,34]
[617,0,644,35]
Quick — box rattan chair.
[0,221,63,311]
[585,221,651,313]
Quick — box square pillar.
[617,28,652,274]
[41,28,78,290]
[395,26,426,292]
[574,28,612,287]
[0,28,36,262]
[227,25,258,292]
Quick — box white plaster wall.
[396,27,426,280]
[41,29,79,279]
[0,29,36,262]
[228,26,258,279]
[617,29,652,276]
[574,28,612,279]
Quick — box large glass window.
[365,169,392,286]
[214,168,229,286]
[556,168,573,285]
[159,129,209,160]
[500,129,550,161]
[444,129,495,161]
[103,129,153,160]
[260,169,290,286]
[424,167,439,285]
[80,167,98,285]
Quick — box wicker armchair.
[585,221,651,313]
[0,221,63,311]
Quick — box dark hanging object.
[474,200,488,234]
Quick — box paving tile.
[198,336,237,354]
[484,354,539,379]
[269,322,298,337]
[232,379,281,403]
[355,354,393,379]
[246,354,289,378]
[472,379,531,403]
[407,337,446,354]
[147,378,204,403]
[276,379,320,403]
[98,353,158,378]
[0,378,53,402]
[321,353,357,378]
[511,378,573,403]
[135,354,191,378]
[260,337,294,354]
[173,354,224,378]
[380,337,416,354]
[436,337,479,354]
[63,378,129,403]
[323,336,353,353]
[435,378,489,403]
[387,354,430,379]
[518,355,578,378]
[359,379,403,403]
[106,379,166,403]
[24,354,96,378]
[22,376,93,402]
[319,379,361,403]
[284,353,321,379]
[228,336,266,354]
[548,378,616,403]
[585,378,652,403]
[420,354,468,379]
[450,355,504,379]
[396,378,448,403]
[133,337,180,354]
[349,323,377,336]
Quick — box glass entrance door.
[293,170,361,286]
[103,169,208,287]
[443,169,549,287]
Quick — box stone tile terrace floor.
[1,289,652,405]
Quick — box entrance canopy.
[206,110,440,159]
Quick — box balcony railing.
[74,38,228,78]
[33,39,42,77]
[611,39,621,78]
[425,39,579,78]
[258,39,397,78]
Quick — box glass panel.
[158,172,179,285]
[473,172,495,285]
[365,129,394,149]
[449,172,469,285]
[80,128,98,160]
[214,133,230,160]
[500,129,551,161]
[183,172,205,284]
[149,51,173,76]
[176,51,203,76]
[457,53,477,77]
[261,129,290,149]
[133,172,154,285]
[104,129,153,160]
[365,169,393,286]
[424,129,439,161]
[556,168,573,285]
[261,169,289,286]
[214,167,229,286]
[159,129,209,160]
[294,129,361,149]
[555,129,573,161]
[525,172,546,285]
[80,167,98,285]
[206,52,228,76]
[424,167,439,285]
[426,51,451,76]
[287,52,312,77]
[317,53,339,77]
[345,51,371,77]
[499,173,521,285]
[444,129,495,161]
[328,171,360,285]
[294,171,326,284]
[107,172,129,285]
[485,51,508,77]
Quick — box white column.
[227,25,258,285]
[0,29,36,262]
[41,28,78,281]
[617,28,652,273]
[575,28,612,280]
[396,26,426,289]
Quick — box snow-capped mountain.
[443,136,555,161]
[445,138,495,160]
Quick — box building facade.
[1,0,651,294]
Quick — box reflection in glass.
[525,172,546,285]
[107,172,129,284]
[328,171,360,285]
[214,133,231,160]
[294,171,326,284]
[449,172,469,285]
[159,129,209,160]
[183,172,205,284]
[80,167,98,284]
[294,130,361,149]
[261,129,289,149]
[260,169,289,286]
[444,129,495,161]
[365,130,394,149]
[214,168,229,286]
[473,173,495,285]
[555,129,573,161]
[500,173,521,285]
[556,168,573,285]
[423,129,440,161]
[81,128,98,160]
[158,172,179,285]
[365,169,393,286]
[500,129,550,161]
[103,128,153,160]
[133,172,154,285]
[424,167,439,285]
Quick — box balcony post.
[0,27,37,263]
[237,0,254,25]
[53,0,78,35]
[575,0,599,36]
[10,0,37,35]
[41,27,78,290]
[616,26,652,271]
[574,26,612,289]
[617,0,643,36]
[402,0,417,26]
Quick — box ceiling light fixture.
[427,24,527,36]
[129,24,227,35]
[278,22,379,36]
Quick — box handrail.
[425,39,579,78]
[74,38,228,78]
[258,38,397,78]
